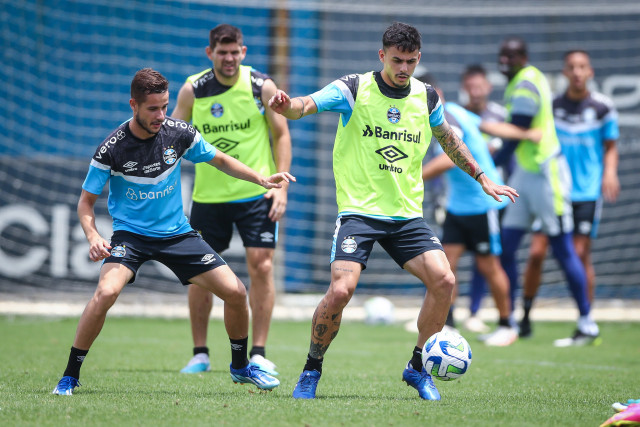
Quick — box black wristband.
[475,171,485,181]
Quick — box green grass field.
[1,315,638,426]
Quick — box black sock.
[62,346,89,379]
[194,346,209,356]
[229,338,248,369]
[250,346,265,358]
[523,297,534,321]
[303,354,323,374]
[445,306,455,328]
[410,346,423,372]
[498,318,510,327]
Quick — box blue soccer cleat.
[180,353,211,374]
[230,363,280,390]
[402,363,441,401]
[52,376,80,395]
[292,370,321,399]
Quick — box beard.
[135,113,161,136]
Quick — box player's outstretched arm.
[480,121,542,143]
[207,151,295,190]
[268,89,317,120]
[262,79,293,221]
[432,120,518,203]
[77,190,112,262]
[422,153,454,181]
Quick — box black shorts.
[190,197,277,253]
[330,215,443,269]
[441,210,502,255]
[572,200,601,238]
[104,230,227,285]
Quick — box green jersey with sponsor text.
[334,72,432,219]
[189,65,274,203]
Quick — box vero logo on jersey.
[96,129,126,160]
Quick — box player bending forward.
[51,68,293,395]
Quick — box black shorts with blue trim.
[572,200,601,238]
[441,210,502,255]
[330,215,443,269]
[104,230,227,285]
[190,197,277,253]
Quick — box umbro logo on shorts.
[201,254,216,264]
[260,232,274,242]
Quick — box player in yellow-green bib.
[492,37,599,347]
[172,24,291,376]
[269,22,518,401]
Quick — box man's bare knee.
[327,286,353,309]
[431,271,455,300]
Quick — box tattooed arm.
[431,120,519,203]
[432,120,483,180]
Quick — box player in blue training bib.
[51,68,293,396]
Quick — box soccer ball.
[421,330,472,381]
[363,296,395,325]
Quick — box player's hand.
[88,236,112,262]
[602,171,620,203]
[524,128,543,143]
[478,174,519,203]
[268,90,292,115]
[261,172,296,190]
[264,185,288,222]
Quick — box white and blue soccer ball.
[422,330,472,381]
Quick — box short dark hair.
[382,22,421,52]
[461,64,487,81]
[501,36,528,57]
[209,24,243,49]
[564,49,590,60]
[130,68,168,103]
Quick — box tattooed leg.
[308,260,361,359]
[309,302,342,358]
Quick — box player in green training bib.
[172,24,291,375]
[269,22,518,401]
[493,37,599,347]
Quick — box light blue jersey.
[436,102,506,215]
[83,118,216,238]
[553,92,619,201]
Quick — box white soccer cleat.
[463,316,491,334]
[249,354,279,376]
[483,326,518,347]
[180,353,211,373]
